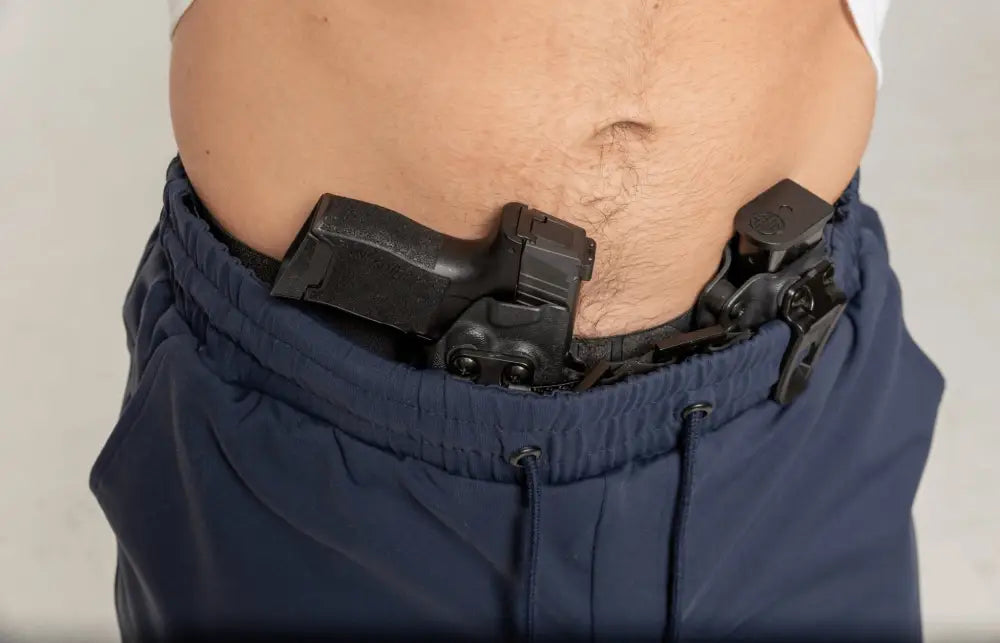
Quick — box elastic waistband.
[158,158,865,483]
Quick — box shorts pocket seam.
[89,337,179,493]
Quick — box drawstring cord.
[509,446,543,643]
[666,403,712,643]
[508,403,709,643]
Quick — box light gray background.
[0,1,997,640]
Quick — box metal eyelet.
[508,445,542,467]
[681,402,714,420]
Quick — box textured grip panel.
[306,236,448,336]
[272,194,450,336]
[314,195,442,270]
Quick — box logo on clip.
[749,210,787,236]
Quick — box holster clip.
[773,260,846,404]
[699,179,848,404]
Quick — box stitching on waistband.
[196,313,722,466]
[161,214,777,434]
[218,351,776,472]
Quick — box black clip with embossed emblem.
[696,179,847,404]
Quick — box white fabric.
[167,0,193,35]
[167,0,889,84]
[847,0,891,85]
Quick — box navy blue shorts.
[91,159,944,641]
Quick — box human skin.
[170,0,876,337]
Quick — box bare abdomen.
[170,0,876,336]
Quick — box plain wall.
[0,0,997,639]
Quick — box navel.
[591,119,657,145]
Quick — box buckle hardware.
[773,260,846,404]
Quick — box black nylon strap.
[225,235,281,285]
[193,196,281,285]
